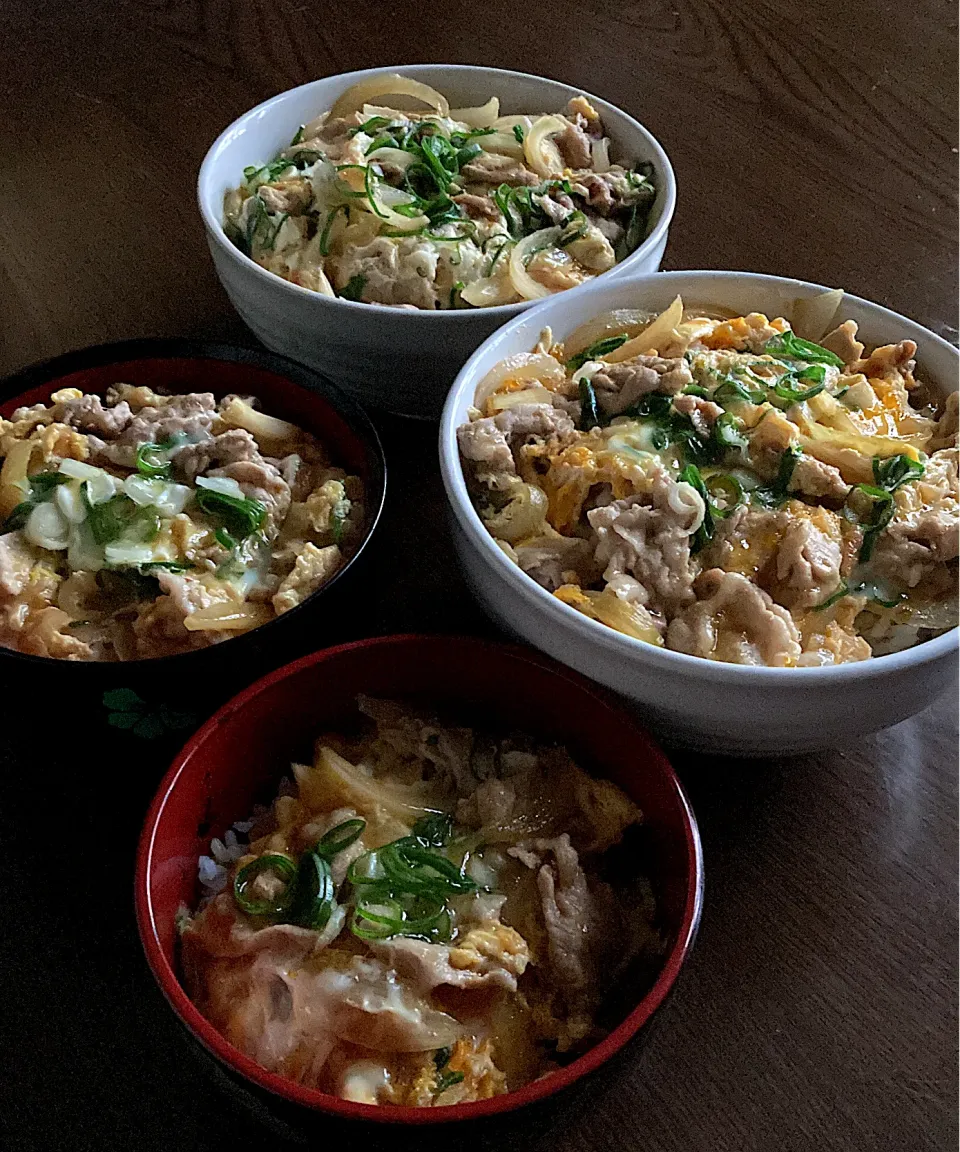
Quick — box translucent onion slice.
[508,227,563,301]
[55,481,87,524]
[459,270,520,308]
[365,147,416,171]
[219,397,304,446]
[590,137,612,173]
[480,483,549,542]
[604,296,685,362]
[448,97,500,127]
[183,601,274,632]
[25,502,69,550]
[523,115,569,178]
[329,75,449,121]
[478,120,530,158]
[473,351,565,406]
[561,309,657,360]
[489,386,556,411]
[196,475,245,499]
[363,180,428,232]
[792,288,844,341]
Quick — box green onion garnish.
[752,444,802,508]
[567,334,629,371]
[872,453,925,491]
[764,330,843,367]
[852,484,896,561]
[195,488,266,539]
[136,441,172,479]
[512,124,525,144]
[233,854,297,918]
[1,472,70,531]
[339,274,366,302]
[315,818,366,858]
[579,378,602,430]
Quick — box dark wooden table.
[0,2,957,1149]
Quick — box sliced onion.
[219,397,304,446]
[561,309,657,360]
[590,137,612,173]
[508,227,563,301]
[58,458,107,481]
[448,97,499,127]
[523,115,568,178]
[480,483,548,542]
[489,386,556,411]
[476,127,527,158]
[25,502,69,550]
[604,296,685,362]
[459,270,520,308]
[196,475,245,499]
[473,351,565,406]
[67,521,105,572]
[366,147,416,171]
[363,178,428,232]
[329,75,449,121]
[792,288,844,341]
[123,475,192,515]
[104,542,158,567]
[183,601,273,632]
[55,481,87,524]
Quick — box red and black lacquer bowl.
[136,634,703,1138]
[0,340,386,721]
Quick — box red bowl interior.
[0,341,385,672]
[136,634,703,1125]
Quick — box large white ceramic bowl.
[439,270,959,755]
[198,64,676,420]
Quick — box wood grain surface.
[0,2,957,1150]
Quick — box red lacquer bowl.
[136,634,703,1128]
[0,340,386,714]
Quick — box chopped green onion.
[287,850,335,931]
[136,441,172,479]
[872,453,925,492]
[85,490,159,546]
[512,124,525,144]
[317,205,344,255]
[290,125,304,146]
[339,274,366,302]
[852,483,896,561]
[349,115,394,138]
[233,854,297,918]
[411,813,453,847]
[579,378,602,430]
[713,412,749,453]
[567,334,629,371]
[764,330,843,367]
[316,818,366,858]
[752,444,802,508]
[1,472,70,531]
[214,528,237,551]
[195,488,266,539]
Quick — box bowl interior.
[197,64,675,305]
[0,342,386,672]
[440,270,959,684]
[138,635,702,1122]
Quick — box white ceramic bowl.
[198,64,676,420]
[439,270,960,755]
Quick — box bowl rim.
[438,268,960,683]
[135,632,704,1124]
[0,337,387,671]
[196,62,677,321]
